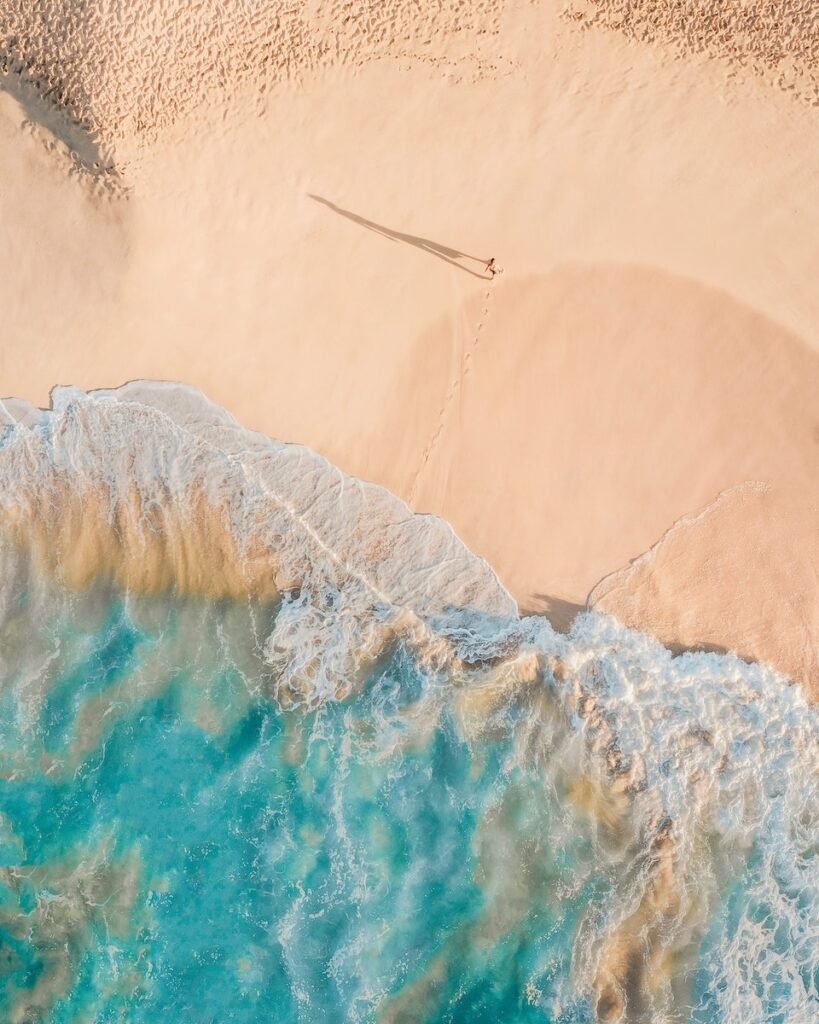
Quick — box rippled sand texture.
[3,4,819,1020]
[566,0,819,106]
[5,1,818,174]
[0,0,510,172]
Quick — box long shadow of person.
[309,195,490,279]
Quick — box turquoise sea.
[0,384,816,1023]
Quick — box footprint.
[409,284,497,501]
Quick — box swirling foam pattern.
[0,384,816,1023]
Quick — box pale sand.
[2,2,819,694]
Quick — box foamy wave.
[555,613,819,1021]
[0,382,516,703]
[0,382,816,1022]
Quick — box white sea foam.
[0,381,816,1022]
[0,382,516,703]
[552,613,819,1022]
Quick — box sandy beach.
[2,0,818,696]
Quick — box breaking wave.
[0,383,816,1023]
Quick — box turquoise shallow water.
[0,384,817,1023]
[1,587,817,1024]
[1,594,602,1023]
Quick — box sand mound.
[589,484,819,700]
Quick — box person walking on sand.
[485,257,504,279]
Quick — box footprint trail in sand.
[408,282,495,505]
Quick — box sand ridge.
[6,0,818,178]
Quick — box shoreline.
[3,383,815,1018]
[2,2,819,696]
[1,379,815,702]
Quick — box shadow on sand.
[523,593,735,659]
[521,594,587,633]
[309,194,491,279]
[0,67,117,180]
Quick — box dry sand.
[1,1,818,695]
